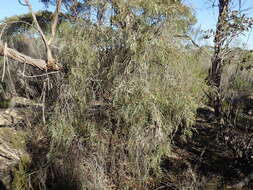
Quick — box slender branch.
[24,0,48,51]
[48,0,63,45]
[2,43,7,81]
[18,71,59,78]
[23,0,62,70]
[174,34,200,48]
[18,0,28,6]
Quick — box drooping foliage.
[42,1,207,189]
[3,1,210,190]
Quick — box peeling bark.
[209,0,231,118]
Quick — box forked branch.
[24,0,62,70]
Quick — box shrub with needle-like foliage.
[44,3,208,189]
[5,1,209,189]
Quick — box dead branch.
[174,34,200,48]
[18,70,59,78]
[0,41,49,70]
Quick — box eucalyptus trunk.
[210,0,230,118]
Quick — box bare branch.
[0,41,49,70]
[23,0,62,70]
[174,34,200,48]
[49,0,63,45]
[18,71,59,78]
[24,0,48,51]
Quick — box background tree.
[209,0,253,119]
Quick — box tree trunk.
[210,0,230,118]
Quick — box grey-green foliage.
[8,1,208,189]
[45,5,207,190]
[221,49,253,99]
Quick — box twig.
[154,185,166,190]
[19,71,59,78]
[1,43,7,82]
[194,146,207,170]
[174,34,200,48]
[42,81,46,124]
[18,0,28,6]
[0,153,12,160]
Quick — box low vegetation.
[0,0,253,190]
